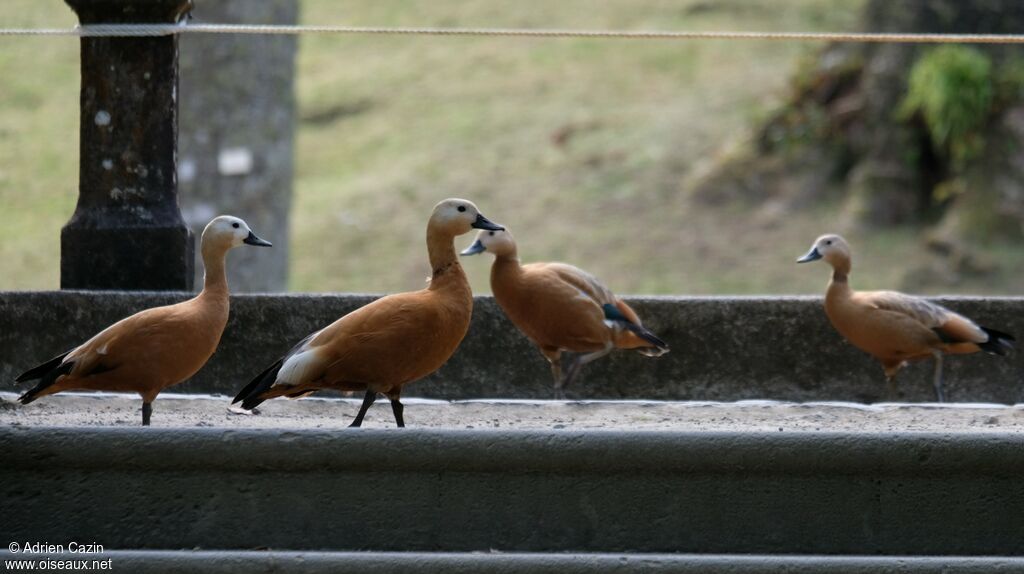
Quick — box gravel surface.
[3,391,1024,432]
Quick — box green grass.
[2,0,1022,295]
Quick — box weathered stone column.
[62,0,195,290]
[179,0,298,292]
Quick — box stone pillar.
[179,0,297,292]
[62,0,195,291]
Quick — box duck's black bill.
[471,213,504,231]
[797,247,822,263]
[244,231,273,247]
[460,239,486,256]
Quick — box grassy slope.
[1,0,1020,294]
[0,1,78,289]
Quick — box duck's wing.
[857,291,986,344]
[73,304,206,374]
[532,263,617,306]
[17,303,190,403]
[318,292,457,385]
[232,329,318,406]
[237,290,459,408]
[504,263,617,349]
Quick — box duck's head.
[429,198,504,236]
[797,234,850,268]
[460,228,517,258]
[201,215,272,251]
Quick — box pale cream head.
[460,228,517,258]
[429,198,504,237]
[201,215,272,250]
[797,234,851,269]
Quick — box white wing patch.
[275,349,321,387]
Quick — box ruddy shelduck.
[797,234,1014,401]
[15,216,272,425]
[461,228,668,398]
[232,198,503,427]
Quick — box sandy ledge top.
[2,391,1024,432]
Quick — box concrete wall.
[3,428,1024,555]
[2,292,1022,402]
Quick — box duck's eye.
[232,222,240,229]
[825,240,832,245]
[488,231,495,236]
[457,205,467,212]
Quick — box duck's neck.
[200,242,231,299]
[427,227,469,291]
[826,258,852,299]
[830,257,851,285]
[490,251,524,302]
[492,250,522,276]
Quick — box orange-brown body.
[826,282,987,377]
[461,228,667,397]
[492,260,655,354]
[234,199,503,426]
[799,233,1013,400]
[254,262,472,402]
[33,293,228,404]
[15,216,272,424]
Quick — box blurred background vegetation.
[1,0,1021,295]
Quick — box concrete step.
[3,292,1022,402]
[4,426,1024,556]
[3,551,1024,573]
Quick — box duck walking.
[461,228,668,399]
[14,216,272,425]
[797,234,1014,402]
[233,199,503,427]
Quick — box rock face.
[690,0,1024,238]
[178,0,298,292]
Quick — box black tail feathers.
[233,359,283,410]
[624,322,670,352]
[979,326,1016,356]
[15,350,72,383]
[601,303,669,355]
[18,360,74,405]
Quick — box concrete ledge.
[3,552,1024,574]
[3,427,1024,555]
[2,292,1023,402]
[6,392,1024,431]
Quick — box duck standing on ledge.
[797,234,1014,401]
[233,198,503,427]
[461,227,668,399]
[14,216,272,425]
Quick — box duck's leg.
[885,376,899,401]
[349,389,377,428]
[141,401,152,426]
[561,343,615,393]
[388,391,405,428]
[882,361,905,402]
[931,350,946,403]
[540,347,563,399]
